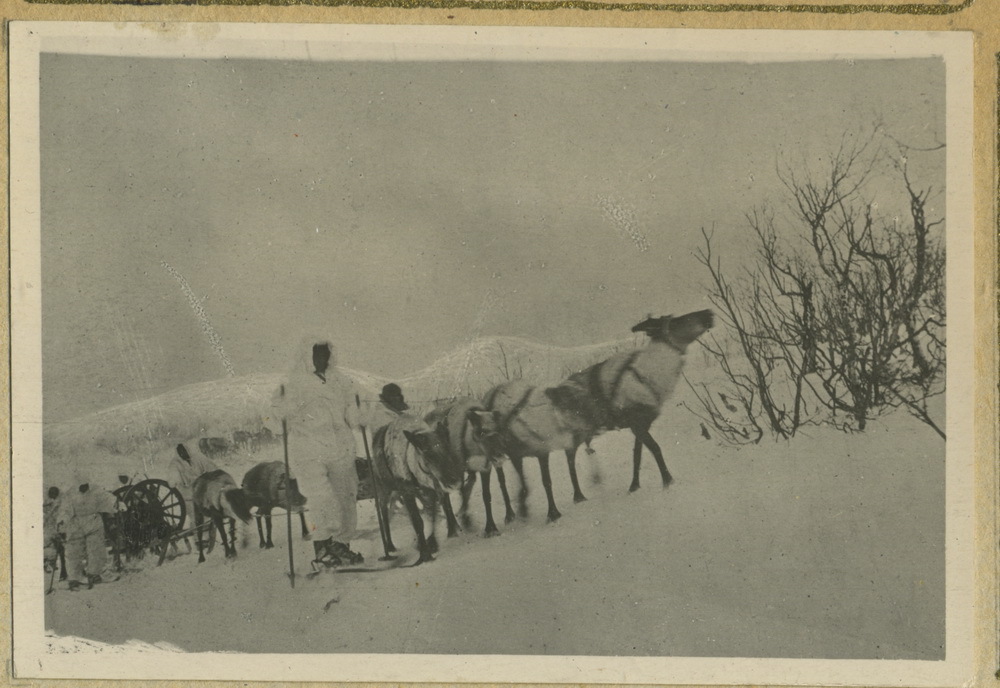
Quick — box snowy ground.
[42,403,945,660]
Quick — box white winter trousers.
[295,452,358,543]
[64,525,109,582]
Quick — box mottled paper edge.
[1,13,996,688]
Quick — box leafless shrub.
[692,129,945,442]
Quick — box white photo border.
[8,21,976,685]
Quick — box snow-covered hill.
[41,334,646,487]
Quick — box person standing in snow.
[278,335,364,567]
[356,382,415,513]
[59,472,119,590]
[43,486,67,581]
[360,382,411,432]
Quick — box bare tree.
[691,130,945,442]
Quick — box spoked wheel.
[129,479,186,534]
[115,479,187,561]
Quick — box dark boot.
[330,541,364,565]
[312,538,341,566]
[313,538,331,559]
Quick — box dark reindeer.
[241,461,308,549]
[198,437,231,458]
[233,427,276,454]
[424,398,514,538]
[546,309,715,497]
[191,469,254,563]
[370,416,465,564]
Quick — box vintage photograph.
[9,23,974,684]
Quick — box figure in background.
[356,382,416,526]
[169,443,219,506]
[168,443,217,552]
[278,335,364,567]
[380,384,408,414]
[59,472,119,590]
[369,382,411,428]
[43,486,67,581]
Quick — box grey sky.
[39,54,945,422]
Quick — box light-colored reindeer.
[483,309,714,519]
[370,415,466,564]
[191,469,254,563]
[424,397,514,537]
[548,309,715,495]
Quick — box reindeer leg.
[217,514,236,559]
[441,494,460,538]
[256,515,267,548]
[425,492,441,554]
[535,453,562,523]
[629,432,644,492]
[636,427,672,488]
[402,494,433,564]
[299,511,310,540]
[265,513,275,549]
[228,517,237,552]
[459,472,477,529]
[495,465,516,524]
[379,487,397,553]
[481,468,500,537]
[204,518,217,554]
[566,445,587,503]
[195,508,206,564]
[510,456,529,518]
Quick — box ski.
[75,573,121,590]
[304,554,419,576]
[334,555,430,573]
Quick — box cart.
[106,478,187,569]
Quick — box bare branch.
[692,125,945,439]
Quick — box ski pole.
[356,394,394,561]
[280,385,296,588]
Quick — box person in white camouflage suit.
[59,471,119,590]
[277,334,364,567]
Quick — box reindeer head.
[275,474,308,512]
[465,408,509,472]
[632,309,714,352]
[404,427,465,492]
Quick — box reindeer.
[191,469,254,563]
[241,461,308,549]
[233,430,257,454]
[370,416,465,564]
[546,309,715,496]
[483,310,714,517]
[481,380,580,523]
[198,437,231,458]
[424,398,514,538]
